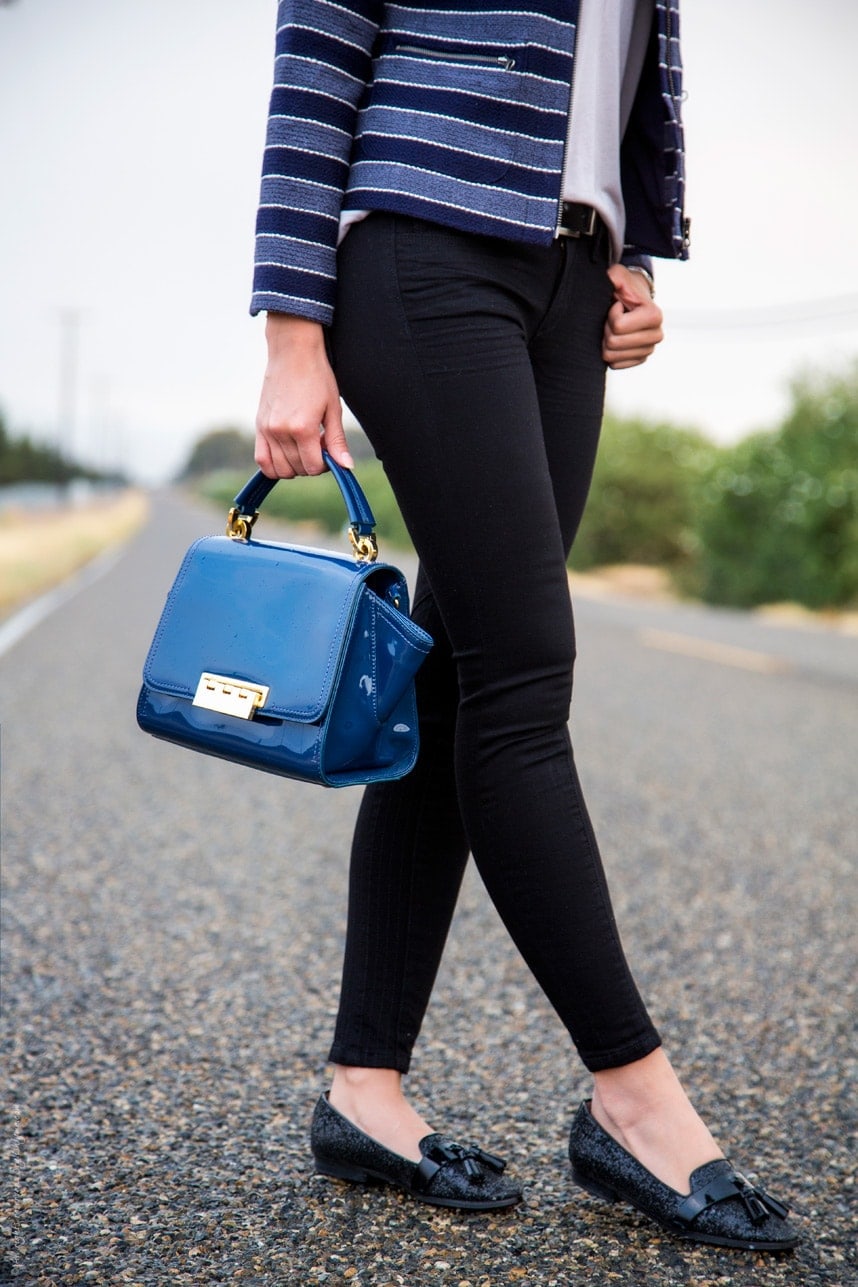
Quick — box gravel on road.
[2,494,855,1286]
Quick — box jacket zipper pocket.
[395,44,516,71]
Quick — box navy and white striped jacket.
[251,0,688,324]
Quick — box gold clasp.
[192,673,269,719]
[226,507,259,541]
[348,527,378,563]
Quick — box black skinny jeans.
[327,213,660,1074]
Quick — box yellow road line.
[639,628,793,674]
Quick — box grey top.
[561,0,654,260]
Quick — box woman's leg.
[329,571,466,1076]
[522,253,724,1190]
[327,576,468,1156]
[329,212,655,1045]
[327,214,719,1184]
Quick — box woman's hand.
[602,264,664,370]
[255,313,354,478]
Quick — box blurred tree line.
[184,363,858,611]
[176,427,254,480]
[0,409,120,486]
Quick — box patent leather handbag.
[137,453,432,787]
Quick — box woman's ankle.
[330,1064,403,1099]
[589,1049,724,1190]
[591,1048,682,1130]
[327,1064,432,1162]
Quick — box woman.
[251,0,798,1251]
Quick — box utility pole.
[57,307,83,472]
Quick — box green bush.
[198,416,716,576]
[568,413,717,576]
[693,365,858,608]
[191,365,858,612]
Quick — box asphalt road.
[2,491,856,1286]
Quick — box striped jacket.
[251,0,688,324]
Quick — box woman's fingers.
[602,297,664,369]
[601,264,664,369]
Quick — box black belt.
[557,201,602,238]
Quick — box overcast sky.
[1,0,857,482]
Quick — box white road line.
[639,628,793,674]
[0,545,126,661]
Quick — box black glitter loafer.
[310,1093,522,1211]
[569,1100,799,1251]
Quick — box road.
[2,491,856,1286]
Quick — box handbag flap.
[142,535,377,722]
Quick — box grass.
[0,489,149,618]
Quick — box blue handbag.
[137,454,432,786]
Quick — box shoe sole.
[571,1164,799,1252]
[314,1154,522,1211]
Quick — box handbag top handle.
[225,451,379,562]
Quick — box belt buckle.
[559,202,597,239]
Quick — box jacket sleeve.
[250,0,382,323]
